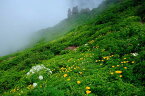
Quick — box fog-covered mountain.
[69,0,103,9]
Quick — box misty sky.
[0,0,103,56]
[69,0,103,9]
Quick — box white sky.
[0,0,103,56]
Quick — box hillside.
[0,0,145,96]
[34,0,118,42]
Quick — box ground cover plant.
[0,0,145,95]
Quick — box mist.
[0,0,103,56]
[69,0,103,9]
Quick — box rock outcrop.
[67,6,90,18]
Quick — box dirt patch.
[65,46,77,50]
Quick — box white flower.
[26,64,52,75]
[85,44,88,46]
[33,83,37,87]
[27,72,30,75]
[49,71,52,74]
[38,75,43,80]
[131,53,138,56]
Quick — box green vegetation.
[0,0,145,95]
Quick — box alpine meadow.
[0,0,145,96]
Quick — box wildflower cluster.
[103,55,114,60]
[85,86,91,94]
[60,65,80,73]
[121,61,135,64]
[26,64,52,75]
[25,65,52,91]
[96,55,114,63]
[131,53,138,56]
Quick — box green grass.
[0,0,145,95]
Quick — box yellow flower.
[63,74,68,77]
[115,71,122,74]
[86,86,91,90]
[124,67,127,69]
[86,90,91,94]
[124,58,127,59]
[132,61,135,63]
[117,65,120,67]
[112,66,115,68]
[77,81,81,84]
[119,75,123,77]
[103,57,106,59]
[111,55,114,57]
[79,72,83,74]
[110,72,114,75]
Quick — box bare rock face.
[72,6,79,15]
[67,8,72,18]
[80,8,90,14]
[67,6,79,18]
[67,6,91,18]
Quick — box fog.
[0,0,103,56]
[69,0,103,9]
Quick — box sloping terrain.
[0,0,145,96]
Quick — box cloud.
[0,0,103,56]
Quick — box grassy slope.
[0,0,145,95]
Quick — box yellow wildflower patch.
[112,66,115,68]
[115,71,122,74]
[124,67,127,69]
[63,74,68,77]
[119,75,123,77]
[86,86,91,90]
[132,61,135,63]
[77,81,81,84]
[86,90,91,94]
